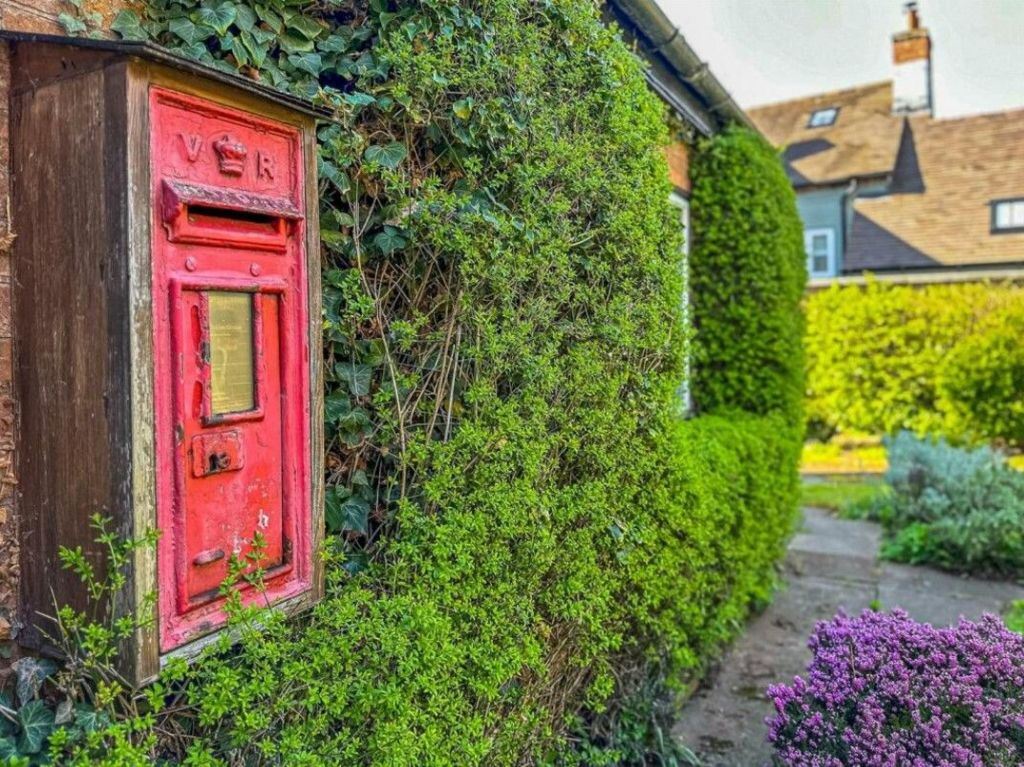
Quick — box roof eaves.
[605,0,757,136]
[795,171,892,191]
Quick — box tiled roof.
[748,81,903,188]
[847,109,1024,271]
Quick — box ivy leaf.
[363,142,407,170]
[54,698,73,726]
[287,52,323,77]
[335,362,373,397]
[319,34,351,54]
[320,230,349,254]
[332,211,356,228]
[343,550,369,576]
[318,158,351,194]
[326,489,370,535]
[17,700,55,755]
[277,32,315,54]
[0,695,12,738]
[74,703,110,734]
[453,97,474,120]
[324,391,352,423]
[57,12,88,35]
[233,4,257,33]
[343,92,376,108]
[13,657,57,705]
[239,31,268,69]
[0,737,16,759]
[285,14,324,40]
[194,3,237,36]
[169,17,204,46]
[254,4,282,33]
[110,10,147,41]
[374,226,407,255]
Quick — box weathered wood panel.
[12,61,131,647]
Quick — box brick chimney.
[892,2,933,115]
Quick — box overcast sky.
[656,0,1024,118]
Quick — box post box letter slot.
[186,204,285,241]
[161,180,301,252]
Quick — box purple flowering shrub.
[766,609,1024,766]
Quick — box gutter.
[608,0,756,134]
[808,265,1024,291]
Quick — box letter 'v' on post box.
[6,33,325,684]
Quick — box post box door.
[151,88,313,653]
[173,285,289,604]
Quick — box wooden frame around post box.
[8,35,325,684]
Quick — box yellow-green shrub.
[938,301,1024,446]
[806,279,1024,442]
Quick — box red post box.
[7,34,324,682]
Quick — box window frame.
[990,198,1024,234]
[670,192,692,416]
[804,227,836,278]
[807,107,839,128]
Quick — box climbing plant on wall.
[20,1,805,764]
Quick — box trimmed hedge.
[806,279,1024,443]
[26,3,803,765]
[689,126,807,423]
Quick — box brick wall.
[0,0,127,651]
[666,140,691,194]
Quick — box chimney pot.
[892,3,933,115]
[905,2,920,30]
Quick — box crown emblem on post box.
[214,133,248,176]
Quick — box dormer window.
[992,199,1024,233]
[808,107,838,128]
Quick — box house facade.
[749,3,1024,286]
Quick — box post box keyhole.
[209,451,231,473]
[190,430,244,479]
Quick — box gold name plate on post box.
[207,291,255,414]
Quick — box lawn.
[803,433,1024,476]
[800,476,888,515]
[802,434,887,475]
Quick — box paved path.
[672,507,1024,767]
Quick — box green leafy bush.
[938,301,1024,446]
[689,126,806,422]
[880,432,1024,576]
[31,1,809,763]
[806,279,1024,442]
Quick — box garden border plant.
[20,1,805,763]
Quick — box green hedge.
[565,412,801,763]
[806,279,1024,443]
[689,126,807,423]
[27,3,803,765]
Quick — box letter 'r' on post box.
[7,34,325,684]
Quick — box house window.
[804,228,836,278]
[670,192,692,415]
[807,107,838,128]
[992,199,1024,233]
